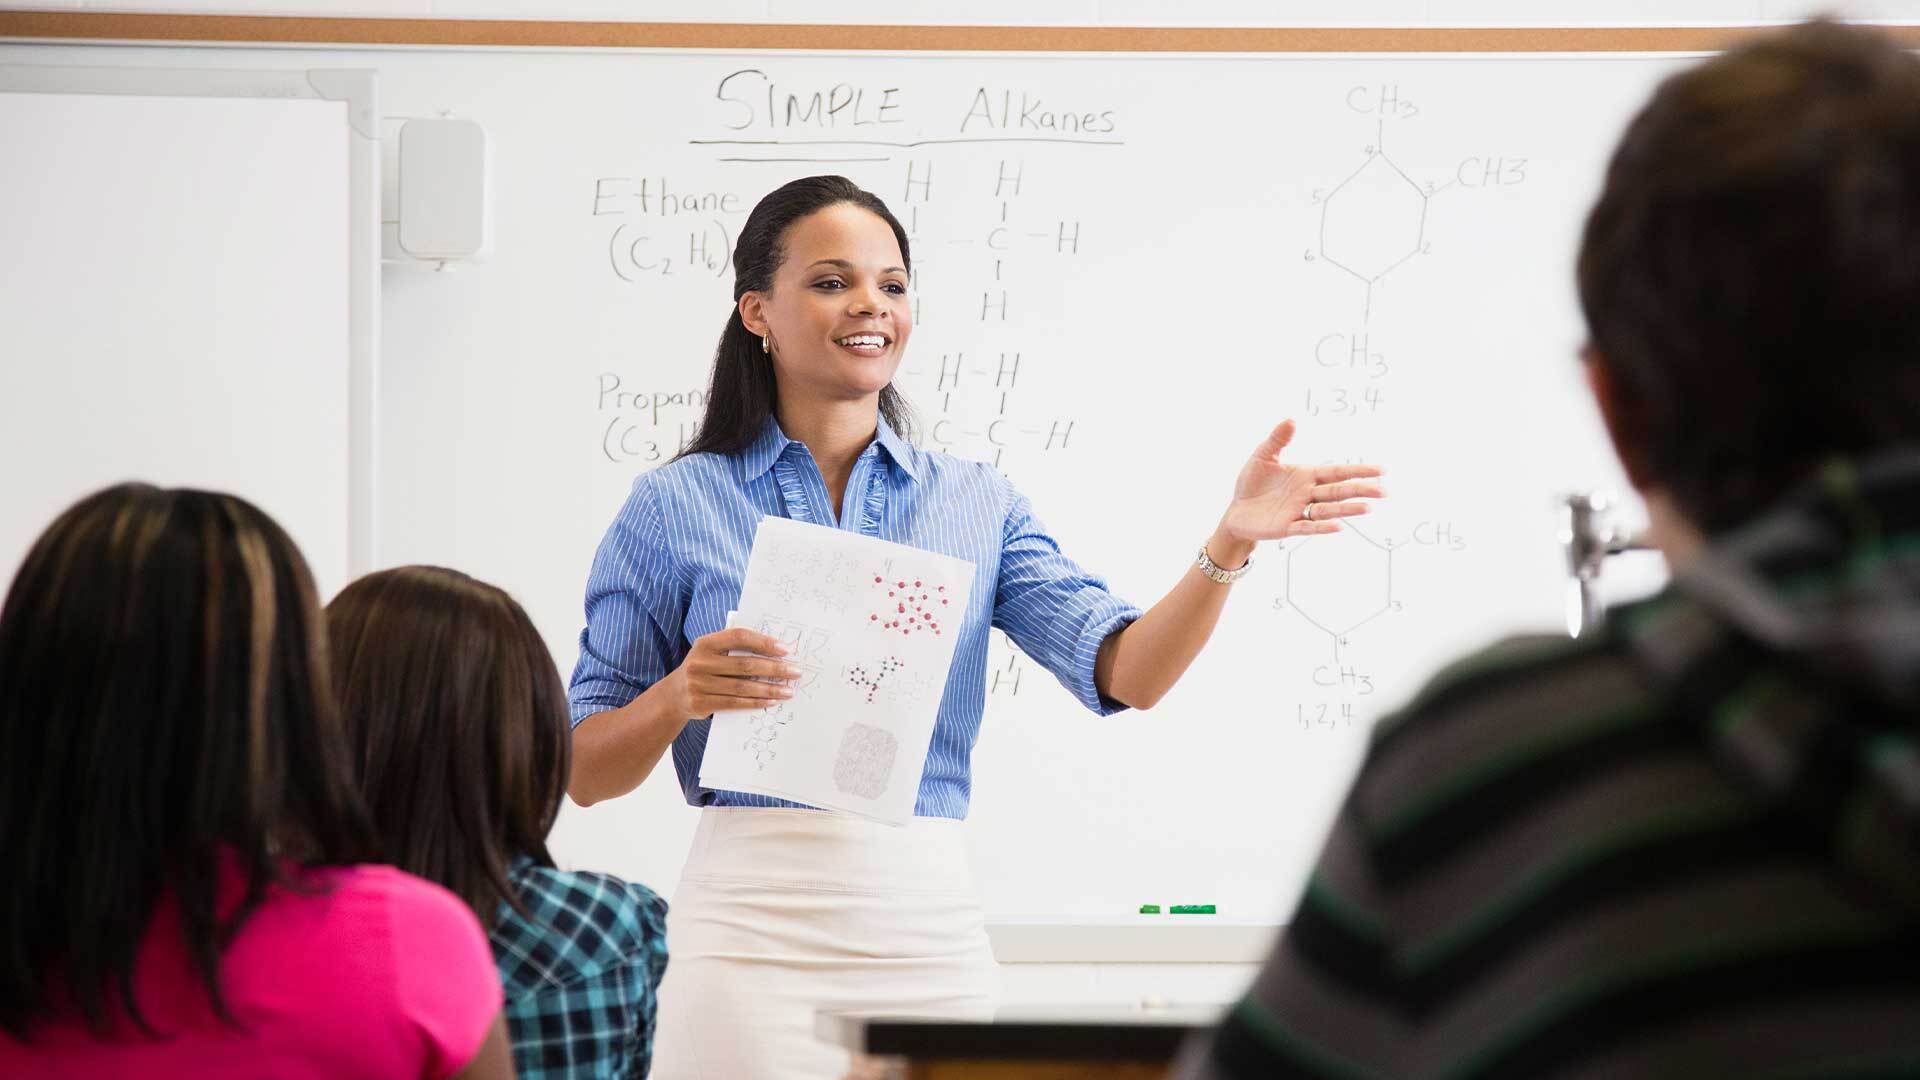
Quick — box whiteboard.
[0,65,379,600]
[0,42,1677,923]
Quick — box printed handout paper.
[699,516,975,824]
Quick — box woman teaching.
[566,174,1383,1079]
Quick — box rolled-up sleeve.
[992,488,1143,716]
[568,478,688,726]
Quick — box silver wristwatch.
[1195,543,1253,585]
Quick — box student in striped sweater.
[1181,18,1920,1080]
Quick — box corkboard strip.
[5,13,1916,53]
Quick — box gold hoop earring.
[761,335,771,354]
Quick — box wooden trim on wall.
[5,12,1918,53]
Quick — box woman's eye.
[814,279,845,290]
[882,282,907,294]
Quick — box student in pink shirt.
[0,483,516,1080]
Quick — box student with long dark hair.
[566,174,1386,1078]
[0,484,512,1079]
[328,565,668,1080]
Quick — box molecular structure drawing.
[846,657,905,704]
[1312,119,1437,327]
[1279,518,1404,664]
[868,573,950,637]
[743,700,792,770]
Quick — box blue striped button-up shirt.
[568,414,1143,819]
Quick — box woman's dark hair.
[0,484,375,1039]
[326,566,570,921]
[1578,19,1920,535]
[679,174,916,458]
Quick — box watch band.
[1195,543,1253,585]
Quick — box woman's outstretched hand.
[1218,419,1385,543]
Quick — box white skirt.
[649,807,1002,1080]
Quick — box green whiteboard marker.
[1138,904,1162,914]
[1170,904,1216,914]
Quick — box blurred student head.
[0,484,374,1037]
[1579,18,1920,540]
[327,565,570,919]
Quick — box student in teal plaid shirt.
[491,856,667,1078]
[328,565,668,1078]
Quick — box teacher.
[566,175,1383,1079]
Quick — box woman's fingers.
[694,672,792,700]
[689,631,799,678]
[689,648,799,677]
[722,655,802,681]
[1315,463,1384,482]
[695,691,792,714]
[682,630,807,717]
[1305,500,1371,521]
[1310,480,1385,503]
[704,627,790,657]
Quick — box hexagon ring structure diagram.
[1319,148,1430,320]
[1282,520,1399,661]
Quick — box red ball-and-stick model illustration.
[868,576,948,638]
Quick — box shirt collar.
[736,415,792,483]
[871,413,921,483]
[734,413,921,484]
